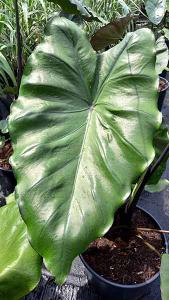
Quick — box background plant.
[0,0,57,70]
[84,0,143,37]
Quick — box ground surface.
[1,85,168,300]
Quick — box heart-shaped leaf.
[9,17,161,284]
[0,200,42,300]
[145,0,166,25]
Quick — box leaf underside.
[9,17,161,284]
[90,16,132,51]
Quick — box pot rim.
[80,205,168,289]
[0,166,13,172]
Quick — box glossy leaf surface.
[90,16,132,51]
[161,254,169,300]
[145,0,166,25]
[0,201,42,300]
[9,17,161,284]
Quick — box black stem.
[123,143,169,226]
[14,0,22,94]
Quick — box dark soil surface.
[83,208,165,285]
[0,140,12,171]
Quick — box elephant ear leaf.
[161,254,169,300]
[0,200,42,300]
[145,0,166,25]
[9,17,161,284]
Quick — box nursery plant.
[8,12,169,300]
[0,0,168,299]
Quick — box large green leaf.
[0,200,42,300]
[161,254,169,300]
[9,17,161,284]
[145,0,166,25]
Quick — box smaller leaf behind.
[0,119,8,134]
[156,36,169,74]
[145,0,166,25]
[161,254,169,300]
[0,200,42,300]
[130,120,169,199]
[145,178,169,192]
[147,119,169,185]
[90,15,132,51]
[164,28,169,39]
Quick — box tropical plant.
[8,16,169,300]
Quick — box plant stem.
[136,234,161,257]
[138,228,169,234]
[124,143,169,226]
[14,0,22,94]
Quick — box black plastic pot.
[0,168,16,196]
[158,77,169,111]
[80,207,168,300]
